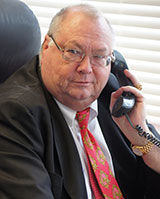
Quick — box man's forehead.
[59,15,112,39]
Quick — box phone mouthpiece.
[112,92,136,117]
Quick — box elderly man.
[0,4,159,199]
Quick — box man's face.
[41,13,113,111]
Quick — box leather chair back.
[0,0,41,83]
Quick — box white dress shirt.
[55,99,115,199]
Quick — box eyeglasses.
[49,35,115,67]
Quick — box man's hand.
[110,69,160,173]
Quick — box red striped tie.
[76,108,124,199]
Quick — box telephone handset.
[110,51,160,149]
[111,50,136,117]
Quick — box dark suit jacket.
[0,56,159,199]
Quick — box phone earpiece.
[111,50,136,117]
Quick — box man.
[0,4,159,199]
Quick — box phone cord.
[125,113,160,148]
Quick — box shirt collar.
[55,99,98,126]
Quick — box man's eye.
[94,55,106,59]
[67,49,81,55]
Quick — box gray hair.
[47,4,114,38]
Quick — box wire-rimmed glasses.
[49,35,115,67]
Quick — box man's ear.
[40,35,52,65]
[42,35,51,51]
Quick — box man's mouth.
[72,81,92,86]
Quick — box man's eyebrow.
[65,40,83,49]
[92,47,110,56]
[93,48,109,53]
[64,40,109,53]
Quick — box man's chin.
[68,90,93,101]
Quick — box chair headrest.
[0,0,41,83]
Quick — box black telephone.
[110,51,160,148]
[111,50,136,117]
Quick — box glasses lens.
[63,48,83,62]
[106,56,112,66]
[91,55,112,67]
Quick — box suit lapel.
[43,91,87,198]
[37,65,87,198]
[51,103,87,199]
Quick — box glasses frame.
[49,35,115,67]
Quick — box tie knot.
[76,107,90,129]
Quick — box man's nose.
[76,55,93,74]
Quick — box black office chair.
[0,0,41,83]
